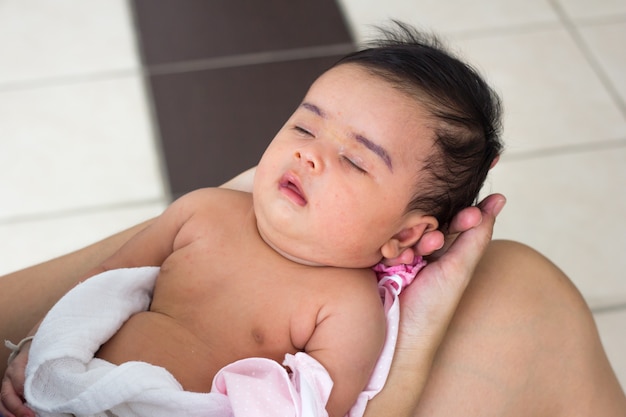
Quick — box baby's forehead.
[307,65,430,115]
[313,65,434,116]
[303,65,434,139]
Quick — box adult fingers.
[403,193,506,305]
[442,193,506,272]
[427,193,505,261]
[381,194,505,266]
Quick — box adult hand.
[363,193,505,417]
[386,193,502,265]
[1,344,35,417]
[398,193,505,343]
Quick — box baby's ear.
[490,155,500,169]
[381,214,438,261]
[382,247,416,266]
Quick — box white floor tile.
[0,0,138,85]
[338,0,559,41]
[454,28,626,153]
[488,146,626,309]
[557,0,626,21]
[0,75,165,220]
[579,21,626,103]
[594,308,626,391]
[0,202,167,276]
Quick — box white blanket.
[25,265,413,417]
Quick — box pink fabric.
[373,256,427,294]
[212,353,332,417]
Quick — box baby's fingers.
[1,371,34,417]
[0,349,35,417]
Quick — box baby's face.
[253,64,435,268]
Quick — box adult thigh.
[414,240,626,417]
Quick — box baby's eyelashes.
[341,156,368,174]
[294,126,314,137]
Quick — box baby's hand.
[1,341,35,417]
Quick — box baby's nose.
[294,149,321,170]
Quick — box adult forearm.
[0,219,153,371]
[363,340,438,417]
[220,166,256,192]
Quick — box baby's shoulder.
[175,187,251,215]
[302,267,386,351]
[169,188,253,245]
[319,267,382,312]
[325,266,377,288]
[180,187,250,204]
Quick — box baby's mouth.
[279,173,307,206]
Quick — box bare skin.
[372,239,626,417]
[411,240,626,417]
[2,193,625,416]
[1,191,386,417]
[92,188,385,415]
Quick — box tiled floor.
[1,0,624,392]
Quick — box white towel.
[25,267,232,417]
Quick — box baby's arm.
[304,271,386,417]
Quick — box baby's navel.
[251,328,265,345]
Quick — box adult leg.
[415,240,626,416]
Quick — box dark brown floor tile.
[131,0,352,65]
[151,55,346,198]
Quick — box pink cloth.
[373,256,427,293]
[25,259,425,417]
[213,353,332,417]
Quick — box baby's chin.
[256,226,323,266]
[256,222,380,268]
[274,248,326,267]
[270,243,381,269]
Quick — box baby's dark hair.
[333,22,503,228]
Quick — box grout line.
[572,13,626,27]
[592,302,626,315]
[444,21,563,41]
[548,0,626,118]
[144,43,356,76]
[500,137,626,162]
[0,68,140,93]
[0,198,168,226]
[0,43,356,93]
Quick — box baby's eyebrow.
[300,102,326,118]
[300,101,393,171]
[355,134,393,171]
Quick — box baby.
[19,22,502,417]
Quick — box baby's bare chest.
[150,241,328,355]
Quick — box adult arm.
[0,219,154,365]
[0,220,153,417]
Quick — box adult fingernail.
[493,196,506,216]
